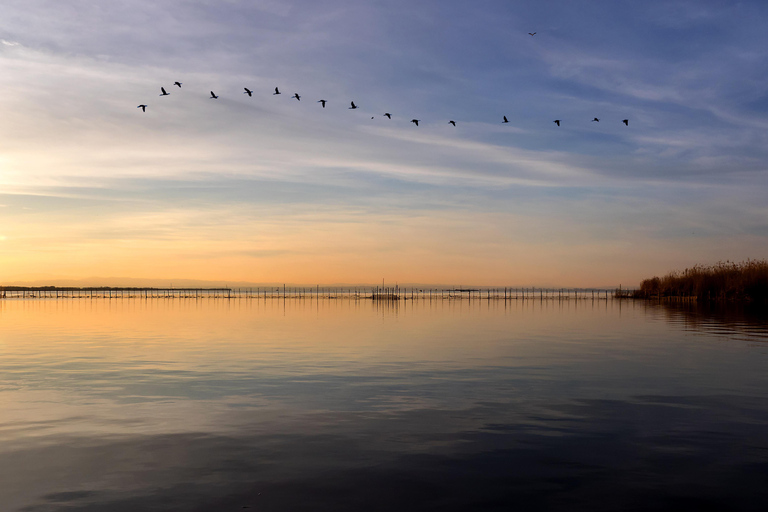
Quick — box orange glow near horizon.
[1,2,767,291]
[2,200,763,287]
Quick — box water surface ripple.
[1,298,767,511]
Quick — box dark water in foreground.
[1,298,767,511]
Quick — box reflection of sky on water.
[1,299,768,511]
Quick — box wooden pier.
[0,286,630,301]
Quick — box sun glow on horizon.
[1,1,766,286]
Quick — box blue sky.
[0,0,766,286]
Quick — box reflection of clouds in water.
[3,299,768,510]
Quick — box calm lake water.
[1,298,767,511]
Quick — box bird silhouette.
[174,82,182,88]
[528,32,537,36]
[554,120,560,126]
[160,87,169,96]
[210,91,219,99]
[503,116,509,123]
[622,119,629,126]
[449,120,456,126]
[292,93,301,101]
[384,113,391,119]
[592,117,600,122]
[411,119,420,126]
[137,105,147,112]
[273,87,281,95]
[318,100,327,108]
[244,88,253,97]
[349,101,358,109]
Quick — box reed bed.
[636,259,768,302]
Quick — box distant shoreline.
[0,286,621,301]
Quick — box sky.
[1,0,767,287]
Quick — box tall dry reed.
[637,259,768,302]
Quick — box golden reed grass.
[637,259,768,302]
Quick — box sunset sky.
[1,0,767,287]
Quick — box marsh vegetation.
[637,260,768,302]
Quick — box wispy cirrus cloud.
[1,0,767,284]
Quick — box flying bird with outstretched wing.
[137,105,147,112]
[244,88,253,97]
[160,87,169,96]
[210,91,219,99]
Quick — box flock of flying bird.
[137,82,630,128]
[136,32,631,129]
[138,83,630,128]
